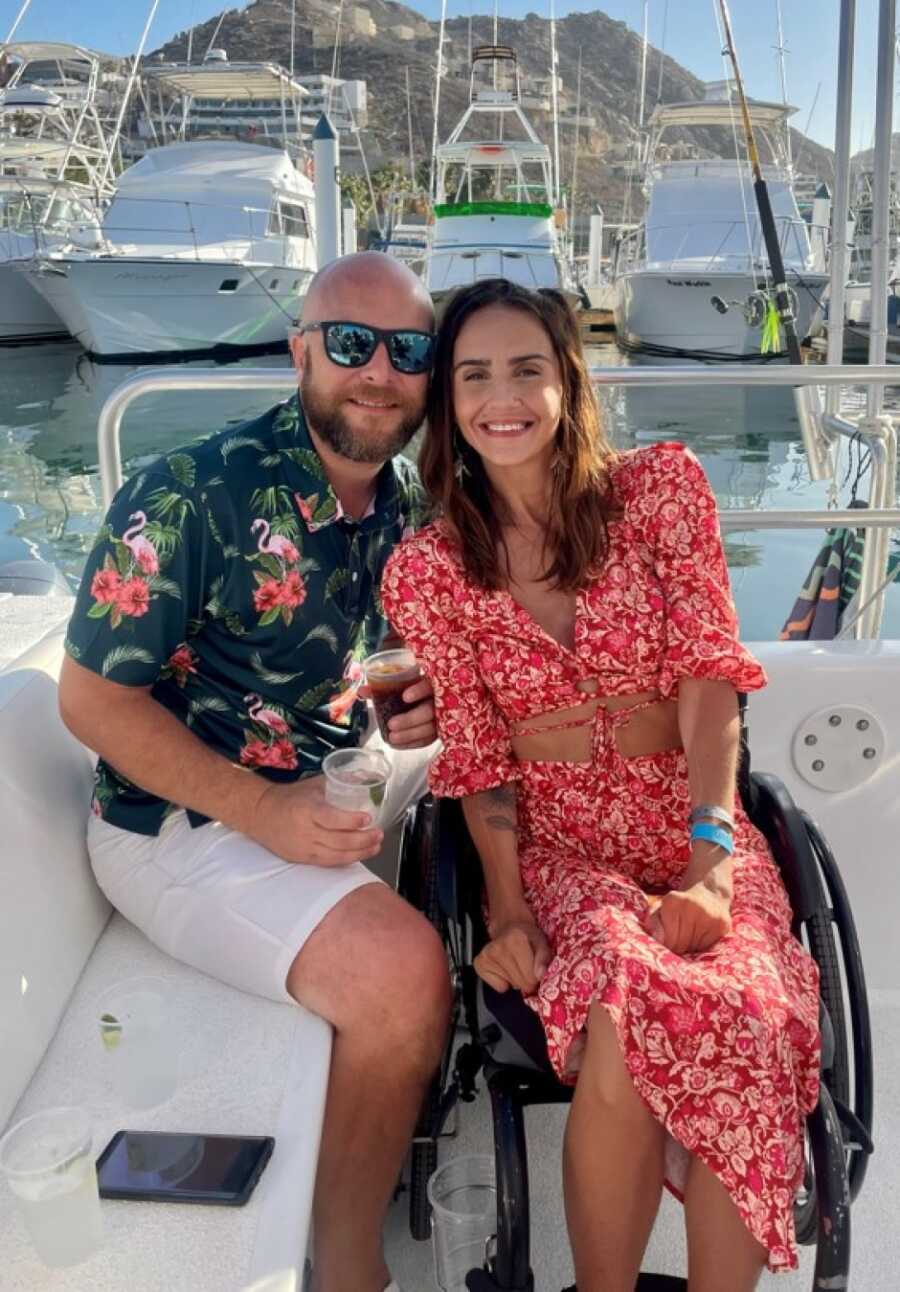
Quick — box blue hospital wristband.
[690,822,735,855]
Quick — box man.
[59,253,451,1292]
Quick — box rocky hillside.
[150,0,835,222]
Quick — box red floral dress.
[382,443,821,1273]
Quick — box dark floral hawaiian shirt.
[65,395,429,836]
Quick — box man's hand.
[249,776,384,866]
[359,675,437,749]
[646,875,732,955]
[474,918,552,995]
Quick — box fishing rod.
[716,0,803,363]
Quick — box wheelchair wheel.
[399,799,467,1241]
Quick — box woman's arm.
[463,785,551,994]
[648,678,739,954]
[677,676,739,894]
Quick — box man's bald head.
[301,251,433,330]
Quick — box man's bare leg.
[286,883,452,1292]
[563,1004,667,1292]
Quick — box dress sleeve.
[381,535,518,798]
[64,467,214,687]
[647,444,767,697]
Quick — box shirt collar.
[274,394,401,534]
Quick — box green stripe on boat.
[433,200,553,218]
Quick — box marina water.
[2,339,899,643]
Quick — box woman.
[381,279,820,1291]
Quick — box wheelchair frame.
[398,742,874,1291]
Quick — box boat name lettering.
[113,272,182,282]
[666,278,712,287]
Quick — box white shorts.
[87,735,435,1004]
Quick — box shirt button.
[351,572,358,582]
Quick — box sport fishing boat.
[0,42,124,342]
[613,83,829,360]
[425,45,578,303]
[20,57,316,359]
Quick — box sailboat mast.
[549,0,561,206]
[429,0,448,202]
[716,0,803,363]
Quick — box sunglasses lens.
[325,323,377,367]
[388,331,435,374]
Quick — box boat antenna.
[186,0,195,63]
[429,0,448,203]
[549,0,561,206]
[570,47,583,245]
[656,0,669,104]
[405,66,416,184]
[803,81,822,138]
[204,12,227,60]
[326,0,345,116]
[4,0,33,42]
[637,0,649,129]
[773,0,792,170]
[290,0,296,78]
[716,0,803,363]
[100,0,161,191]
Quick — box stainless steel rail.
[96,363,900,638]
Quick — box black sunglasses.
[297,321,435,375]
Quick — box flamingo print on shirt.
[251,517,300,566]
[239,691,298,770]
[122,511,160,575]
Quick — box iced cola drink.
[363,648,422,742]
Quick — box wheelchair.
[397,705,875,1292]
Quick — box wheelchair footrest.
[561,1277,687,1291]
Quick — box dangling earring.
[453,430,470,483]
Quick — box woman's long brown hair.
[420,278,619,591]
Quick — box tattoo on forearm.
[480,784,518,834]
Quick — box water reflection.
[0,338,898,639]
[0,342,291,581]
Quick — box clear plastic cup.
[0,1106,103,1268]
[96,975,179,1110]
[363,648,423,742]
[427,1154,496,1292]
[322,748,391,824]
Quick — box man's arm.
[59,655,383,866]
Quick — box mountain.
[149,1,835,222]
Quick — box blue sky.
[0,1,886,155]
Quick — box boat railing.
[28,194,310,262]
[95,365,900,641]
[614,216,825,277]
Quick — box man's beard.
[300,357,424,465]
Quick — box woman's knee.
[578,1003,651,1118]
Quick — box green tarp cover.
[433,200,553,218]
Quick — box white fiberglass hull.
[21,257,313,358]
[615,268,828,359]
[426,212,577,302]
[0,263,69,342]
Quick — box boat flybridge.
[20,53,317,359]
[0,42,125,342]
[613,83,830,360]
[426,45,578,303]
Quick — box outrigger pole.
[716,0,803,364]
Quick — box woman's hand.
[474,917,552,995]
[647,858,733,955]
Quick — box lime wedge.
[100,1012,122,1051]
[369,783,385,808]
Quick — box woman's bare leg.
[684,1156,767,1292]
[562,1003,667,1292]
